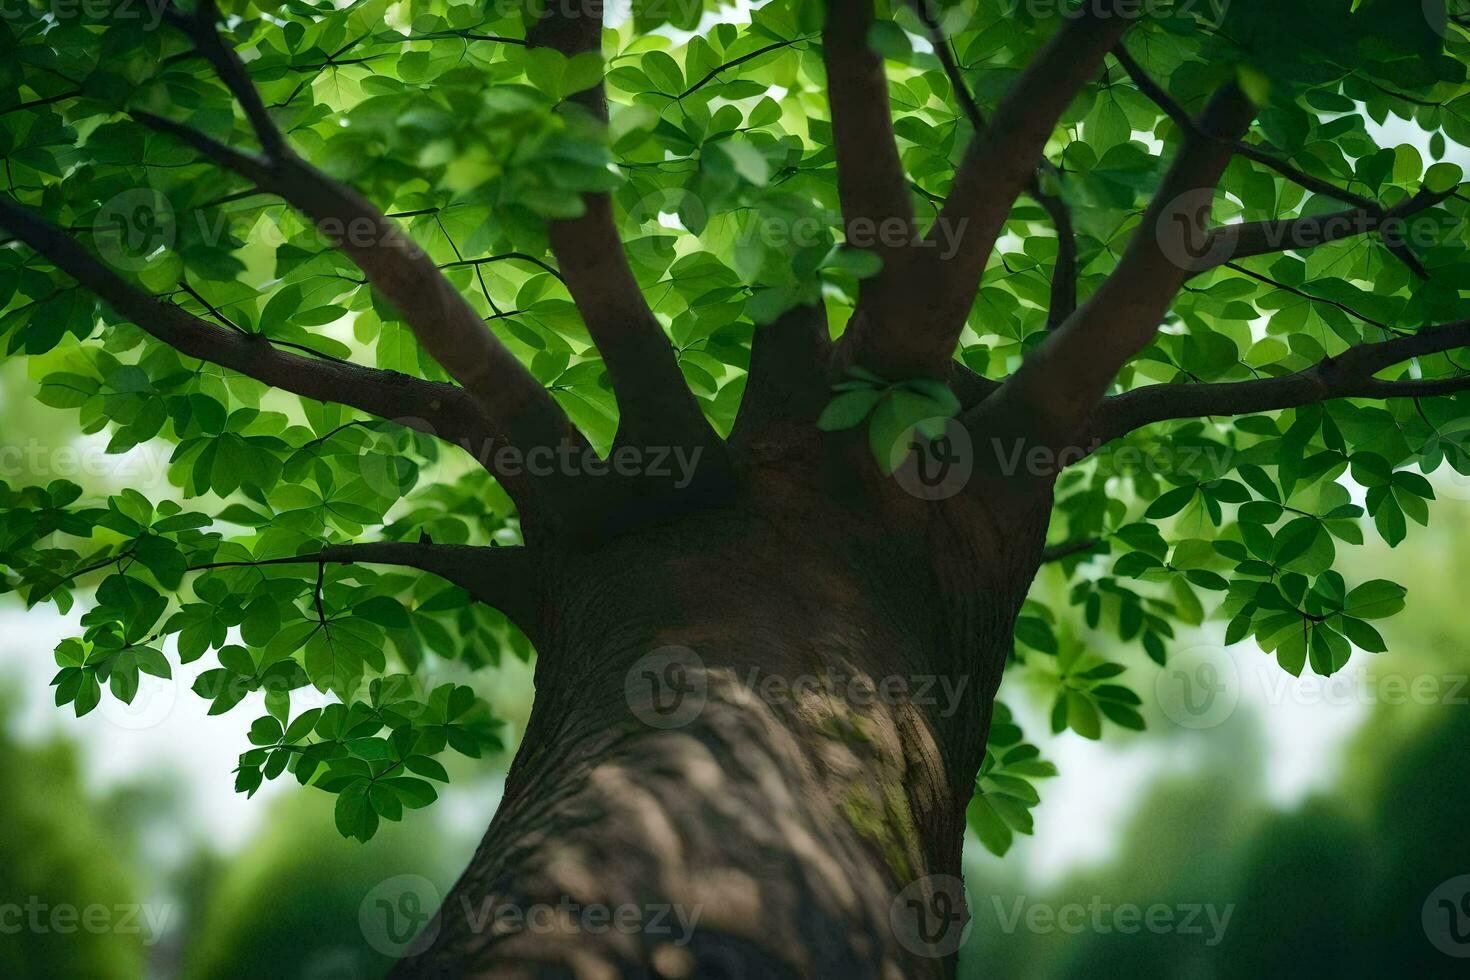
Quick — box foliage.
[2,0,1470,849]
[0,705,147,979]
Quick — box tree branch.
[131,110,274,185]
[527,2,722,458]
[139,10,590,499]
[192,542,540,628]
[678,36,810,99]
[1084,318,1470,445]
[970,83,1258,452]
[1038,185,1080,330]
[823,0,914,266]
[904,0,1077,328]
[1195,184,1458,275]
[730,303,831,446]
[845,3,1128,377]
[162,0,286,159]
[1220,262,1397,332]
[1113,43,1437,279]
[1040,538,1104,563]
[0,194,499,467]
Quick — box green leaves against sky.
[3,1,1470,848]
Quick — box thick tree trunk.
[394,462,1052,977]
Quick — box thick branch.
[845,4,1127,377]
[972,83,1258,451]
[1040,538,1104,563]
[1113,44,1435,278]
[730,302,832,446]
[1196,184,1457,275]
[139,13,588,480]
[1084,319,1470,445]
[823,0,914,264]
[194,543,540,629]
[162,0,286,159]
[0,194,496,464]
[274,159,581,450]
[131,110,274,185]
[527,3,720,455]
[1038,185,1079,329]
[905,0,1077,328]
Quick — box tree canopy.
[3,0,1470,853]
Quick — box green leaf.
[334,780,378,842]
[967,794,1014,857]
[1426,161,1463,194]
[817,389,883,431]
[713,140,769,186]
[1344,580,1407,619]
[1064,691,1101,740]
[1146,485,1196,519]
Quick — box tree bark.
[394,453,1053,977]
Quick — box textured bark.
[394,432,1053,978]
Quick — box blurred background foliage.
[5,498,1469,977]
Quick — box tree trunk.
[394,455,1053,978]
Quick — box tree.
[2,0,1468,974]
